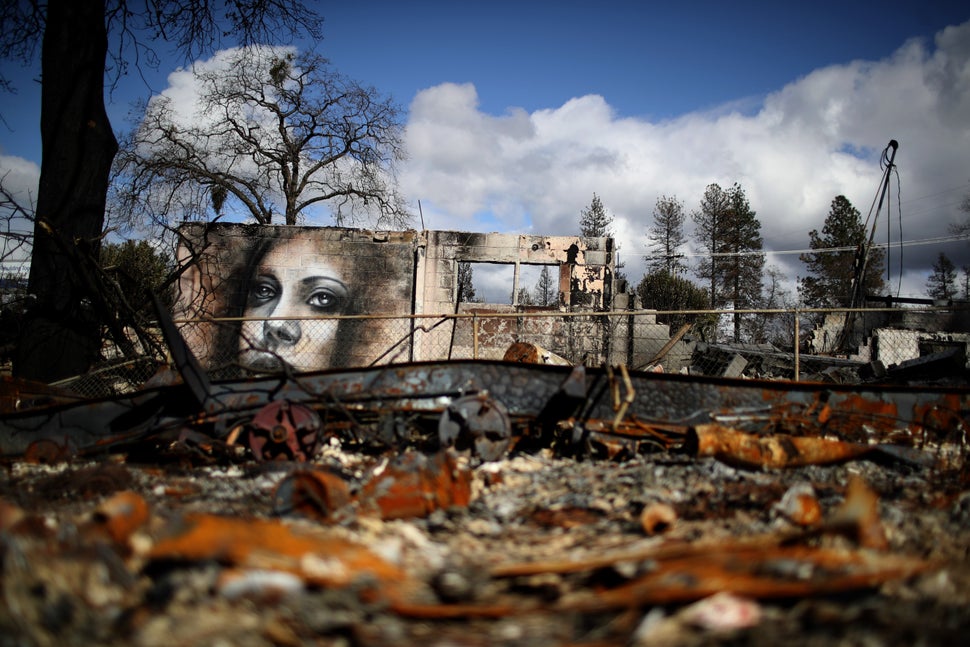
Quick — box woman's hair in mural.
[209,237,259,377]
[211,229,364,376]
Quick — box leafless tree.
[750,265,797,348]
[950,193,970,237]
[114,48,410,229]
[0,177,33,271]
[0,0,322,382]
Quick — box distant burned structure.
[804,299,970,382]
[173,223,669,374]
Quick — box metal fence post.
[793,308,801,382]
[473,314,479,359]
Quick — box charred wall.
[174,224,656,372]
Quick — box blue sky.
[2,1,970,299]
[316,1,969,119]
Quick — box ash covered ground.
[2,429,969,646]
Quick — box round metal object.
[438,393,512,461]
[248,400,322,462]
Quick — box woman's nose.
[264,319,302,346]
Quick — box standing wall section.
[173,223,659,371]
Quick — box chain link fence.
[56,305,970,398]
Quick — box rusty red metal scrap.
[272,450,473,522]
[0,359,967,465]
[0,474,936,620]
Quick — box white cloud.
[142,45,404,227]
[0,153,39,198]
[0,153,40,272]
[153,45,297,127]
[401,20,970,299]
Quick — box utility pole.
[837,139,898,351]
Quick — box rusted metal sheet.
[273,450,472,521]
[359,450,473,519]
[502,341,572,365]
[560,544,932,609]
[0,360,970,456]
[1,360,967,461]
[147,513,412,598]
[0,376,85,412]
[479,477,916,612]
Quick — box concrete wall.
[174,223,661,373]
[414,230,615,314]
[174,224,416,374]
[809,310,970,367]
[411,230,625,363]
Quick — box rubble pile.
[1,359,969,645]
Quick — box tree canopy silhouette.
[0,0,322,382]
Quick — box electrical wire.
[893,165,903,298]
[677,233,970,258]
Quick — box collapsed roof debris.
[1,306,969,644]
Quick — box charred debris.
[1,300,969,645]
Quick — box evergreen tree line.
[557,188,969,347]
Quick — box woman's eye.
[252,282,277,301]
[307,289,342,310]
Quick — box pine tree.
[692,183,731,341]
[579,193,614,237]
[693,184,729,306]
[533,266,556,306]
[926,253,957,300]
[645,195,687,275]
[799,195,886,308]
[457,262,476,303]
[720,183,765,342]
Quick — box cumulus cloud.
[0,153,39,271]
[151,45,297,127]
[0,153,39,198]
[401,20,970,298]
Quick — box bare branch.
[0,171,34,270]
[116,47,411,228]
[0,0,45,81]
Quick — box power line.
[679,233,970,258]
[899,181,970,205]
[896,198,967,219]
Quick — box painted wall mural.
[174,223,629,375]
[174,223,416,376]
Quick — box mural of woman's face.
[238,237,350,372]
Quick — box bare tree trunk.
[14,0,117,382]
